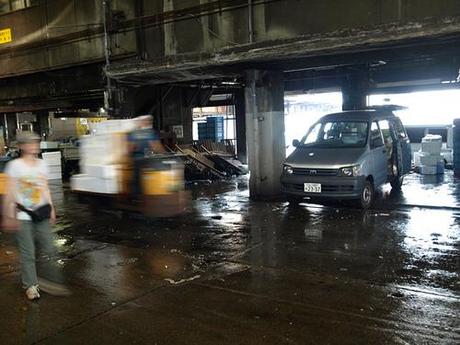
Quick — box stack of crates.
[454,119,460,177]
[198,116,224,142]
[419,135,444,175]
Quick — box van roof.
[320,110,397,122]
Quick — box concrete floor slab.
[1,175,459,344]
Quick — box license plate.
[304,183,321,193]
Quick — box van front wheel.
[359,180,375,209]
[287,196,303,205]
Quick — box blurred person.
[128,115,165,158]
[2,132,70,301]
[128,115,165,196]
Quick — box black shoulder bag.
[16,204,52,223]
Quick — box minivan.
[281,109,412,208]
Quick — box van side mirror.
[292,139,300,147]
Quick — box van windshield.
[301,121,369,148]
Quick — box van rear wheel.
[359,180,375,209]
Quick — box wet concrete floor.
[0,173,459,344]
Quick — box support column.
[245,70,285,200]
[163,0,177,55]
[235,89,247,164]
[342,68,369,111]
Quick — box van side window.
[370,122,384,148]
[304,123,321,144]
[393,118,408,139]
[378,120,393,145]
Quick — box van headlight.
[283,165,294,174]
[341,165,361,177]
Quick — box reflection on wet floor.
[380,170,460,209]
[0,175,459,344]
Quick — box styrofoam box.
[47,165,62,174]
[79,133,128,165]
[422,134,442,142]
[413,151,422,167]
[80,164,119,179]
[71,174,119,194]
[48,173,62,180]
[42,151,61,159]
[419,153,443,166]
[42,152,62,166]
[70,174,88,190]
[420,162,445,175]
[421,142,442,155]
[420,165,437,175]
[90,119,136,135]
[40,141,59,149]
[421,135,442,154]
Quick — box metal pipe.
[102,0,112,109]
[4,113,8,143]
[248,0,254,43]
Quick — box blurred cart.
[71,119,189,217]
[73,154,189,218]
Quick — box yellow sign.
[0,28,12,45]
[76,117,107,136]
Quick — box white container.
[420,165,437,175]
[420,162,444,175]
[47,165,62,174]
[421,135,442,155]
[413,151,422,167]
[419,153,442,166]
[92,178,119,194]
[447,126,453,148]
[40,141,59,149]
[81,164,119,179]
[42,152,62,166]
[70,174,90,190]
[48,173,62,180]
[421,142,442,155]
[71,174,119,194]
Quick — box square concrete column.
[235,89,247,164]
[245,70,286,200]
[342,68,369,111]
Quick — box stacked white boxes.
[419,135,444,175]
[42,151,62,181]
[71,119,137,194]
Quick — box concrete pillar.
[245,70,285,199]
[253,2,266,41]
[235,89,247,164]
[199,0,211,51]
[342,69,369,111]
[163,0,177,55]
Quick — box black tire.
[287,196,302,205]
[359,180,375,209]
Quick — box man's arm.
[2,175,16,218]
[42,179,56,224]
[150,139,166,153]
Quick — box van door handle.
[382,149,386,153]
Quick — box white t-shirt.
[5,158,49,220]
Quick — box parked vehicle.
[281,110,412,208]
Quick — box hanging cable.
[186,13,240,46]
